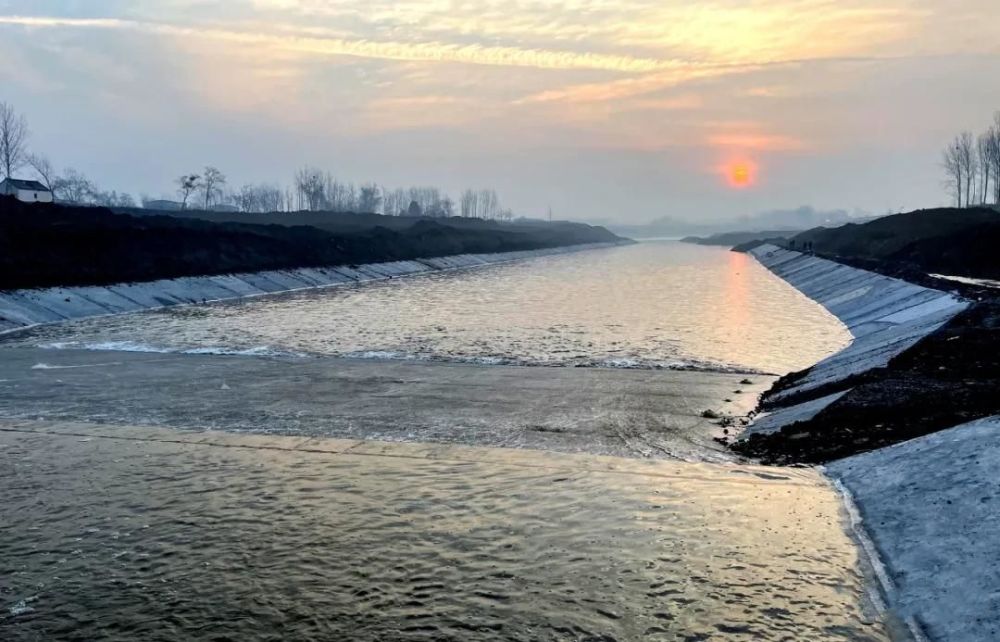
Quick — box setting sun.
[724,160,757,188]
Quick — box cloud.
[707,133,806,152]
[0,15,675,73]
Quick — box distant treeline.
[0,197,621,291]
[942,112,1000,208]
[0,100,529,221]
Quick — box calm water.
[8,242,851,375]
[0,428,890,641]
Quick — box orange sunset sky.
[1,1,999,222]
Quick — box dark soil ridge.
[0,197,625,291]
[733,259,1000,465]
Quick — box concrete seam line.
[828,474,931,642]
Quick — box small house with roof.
[1,177,53,204]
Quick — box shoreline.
[739,243,999,641]
[0,241,628,336]
[733,243,970,460]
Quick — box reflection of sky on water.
[9,242,851,374]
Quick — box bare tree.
[26,153,56,192]
[200,166,226,210]
[176,174,201,209]
[991,113,1000,205]
[957,131,976,207]
[358,183,381,213]
[942,140,963,207]
[977,132,993,205]
[0,101,29,179]
[460,189,477,218]
[440,196,455,218]
[93,190,136,208]
[294,167,326,211]
[237,183,284,213]
[52,169,96,204]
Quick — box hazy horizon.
[1,1,999,223]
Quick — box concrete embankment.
[744,244,1000,641]
[827,416,1000,642]
[740,244,968,437]
[0,242,623,334]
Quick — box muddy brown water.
[1,427,890,641]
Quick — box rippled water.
[0,243,884,640]
[7,242,851,375]
[0,427,889,641]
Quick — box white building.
[0,177,54,204]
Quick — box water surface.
[0,427,889,641]
[6,242,851,375]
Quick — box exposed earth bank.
[0,197,625,291]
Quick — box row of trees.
[179,165,514,220]
[1,100,137,207]
[3,100,517,220]
[942,112,1000,208]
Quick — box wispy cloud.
[0,15,675,73]
[2,1,997,220]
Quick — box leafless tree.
[479,188,500,219]
[942,140,963,207]
[440,196,455,217]
[93,190,136,208]
[176,174,201,209]
[200,166,226,209]
[991,113,1000,205]
[52,169,97,204]
[379,185,399,215]
[0,101,29,179]
[943,133,976,207]
[358,183,381,213]
[460,189,477,217]
[26,153,56,192]
[958,132,977,208]
[237,183,285,213]
[977,132,993,205]
[294,166,326,211]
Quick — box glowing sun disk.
[723,160,757,188]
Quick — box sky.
[1,0,998,223]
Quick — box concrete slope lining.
[826,415,1000,642]
[0,242,626,333]
[743,244,968,432]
